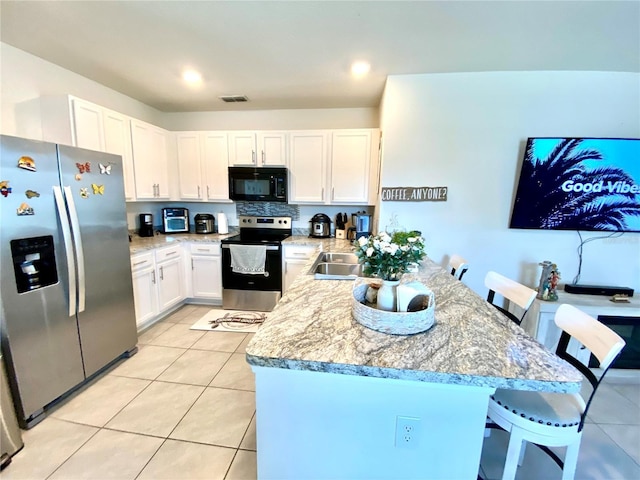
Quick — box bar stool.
[449,254,469,281]
[485,271,536,325]
[486,304,625,480]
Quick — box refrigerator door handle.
[53,186,77,316]
[63,186,86,313]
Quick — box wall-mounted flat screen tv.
[509,137,640,232]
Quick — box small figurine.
[537,260,560,301]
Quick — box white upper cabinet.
[330,129,378,204]
[202,132,231,201]
[176,132,203,200]
[131,119,170,200]
[288,131,329,203]
[257,131,287,166]
[102,110,136,201]
[289,129,380,205]
[71,98,104,151]
[228,131,287,166]
[70,97,137,200]
[176,132,230,202]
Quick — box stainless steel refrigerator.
[0,134,138,428]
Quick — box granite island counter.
[246,253,582,480]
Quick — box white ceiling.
[2,1,638,113]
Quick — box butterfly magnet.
[76,162,91,174]
[91,183,105,195]
[25,189,40,199]
[80,187,89,199]
[99,163,112,175]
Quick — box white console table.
[521,290,640,366]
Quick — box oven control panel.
[239,216,291,229]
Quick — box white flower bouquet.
[353,231,426,281]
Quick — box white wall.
[379,72,640,296]
[0,43,163,139]
[1,43,379,230]
[163,108,379,131]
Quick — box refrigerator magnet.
[91,183,105,195]
[99,163,112,175]
[80,187,89,199]
[25,189,40,199]
[17,202,34,215]
[75,174,82,181]
[17,156,36,171]
[76,162,91,174]
[0,180,12,197]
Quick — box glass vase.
[377,280,400,311]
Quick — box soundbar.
[564,284,634,297]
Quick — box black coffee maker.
[139,213,154,237]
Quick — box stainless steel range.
[221,216,292,312]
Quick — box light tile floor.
[2,304,639,479]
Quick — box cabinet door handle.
[252,150,256,164]
[165,251,177,257]
[321,188,324,200]
[261,150,265,165]
[207,185,210,198]
[332,187,335,201]
[191,259,194,270]
[152,270,156,284]
[291,252,308,256]
[133,260,148,266]
[197,185,201,198]
[160,266,164,280]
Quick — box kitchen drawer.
[130,251,154,271]
[283,245,317,260]
[189,243,221,256]
[155,245,182,263]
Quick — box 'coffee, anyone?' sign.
[381,186,448,202]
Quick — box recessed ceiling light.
[351,61,371,77]
[182,69,203,84]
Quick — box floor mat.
[190,309,267,333]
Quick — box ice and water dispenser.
[10,236,58,293]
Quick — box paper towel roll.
[217,212,228,234]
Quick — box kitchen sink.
[309,251,362,280]
[318,252,360,264]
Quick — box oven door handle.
[221,244,279,251]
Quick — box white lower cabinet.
[283,244,318,292]
[156,246,185,311]
[131,252,158,328]
[189,243,222,300]
[130,245,185,329]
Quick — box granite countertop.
[130,233,350,254]
[246,255,583,393]
[129,232,235,253]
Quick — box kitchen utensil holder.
[351,278,435,335]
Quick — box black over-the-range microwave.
[228,166,288,203]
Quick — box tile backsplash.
[235,201,300,219]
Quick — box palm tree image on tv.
[510,138,640,231]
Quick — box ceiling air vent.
[219,95,249,103]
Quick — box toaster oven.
[162,208,189,234]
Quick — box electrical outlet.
[395,416,420,449]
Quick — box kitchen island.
[245,253,583,480]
